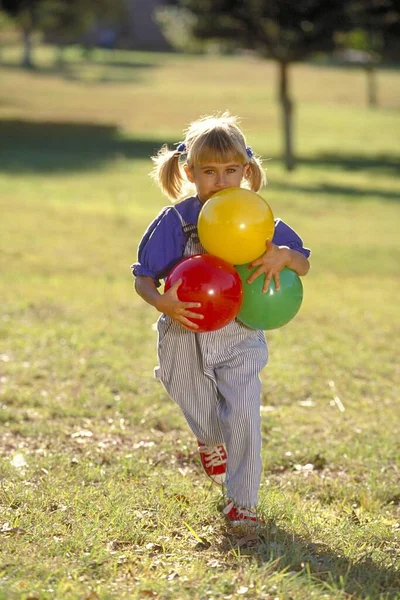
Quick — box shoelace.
[200,445,226,468]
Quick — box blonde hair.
[150,112,266,201]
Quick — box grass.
[0,44,399,600]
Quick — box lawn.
[0,45,399,600]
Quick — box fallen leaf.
[235,534,259,548]
[133,441,155,449]
[294,463,314,472]
[145,543,163,552]
[0,523,27,535]
[173,494,190,504]
[207,559,222,568]
[299,399,315,407]
[71,430,93,438]
[10,453,28,469]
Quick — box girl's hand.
[246,241,291,293]
[157,279,203,330]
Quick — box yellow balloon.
[198,187,275,265]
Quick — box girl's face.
[184,162,249,204]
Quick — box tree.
[0,0,41,68]
[345,0,400,106]
[0,0,125,69]
[349,0,400,59]
[162,0,350,170]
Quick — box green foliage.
[0,0,126,40]
[154,6,208,54]
[0,9,14,28]
[38,0,88,41]
[0,0,39,17]
[347,0,400,61]
[169,0,351,62]
[347,28,376,52]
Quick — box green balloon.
[235,265,303,330]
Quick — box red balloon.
[164,254,243,332]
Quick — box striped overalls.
[156,209,268,508]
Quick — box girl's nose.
[215,173,226,188]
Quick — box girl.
[132,113,310,527]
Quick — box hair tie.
[176,142,187,153]
[246,146,254,159]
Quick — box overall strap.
[171,206,185,227]
[172,206,203,256]
[172,206,198,242]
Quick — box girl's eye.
[203,168,237,175]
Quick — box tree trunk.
[366,64,377,108]
[56,45,66,69]
[22,24,34,69]
[278,61,295,171]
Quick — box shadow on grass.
[0,119,174,173]
[298,153,400,176]
[308,58,400,74]
[264,152,400,201]
[220,521,399,599]
[0,57,157,83]
[268,180,400,201]
[1,120,399,206]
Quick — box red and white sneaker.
[198,441,227,485]
[223,501,261,527]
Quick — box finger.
[247,266,265,284]
[265,239,273,250]
[262,273,272,293]
[248,258,261,270]
[274,272,281,291]
[183,310,204,320]
[169,278,182,293]
[179,317,199,330]
[183,302,202,309]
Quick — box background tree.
[0,0,41,68]
[336,28,381,107]
[0,0,125,69]
[161,0,350,171]
[41,0,126,65]
[345,0,400,106]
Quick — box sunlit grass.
[0,44,399,599]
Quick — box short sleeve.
[131,207,187,286]
[272,219,311,259]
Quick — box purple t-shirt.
[131,196,311,286]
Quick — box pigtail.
[245,154,267,192]
[150,145,185,201]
